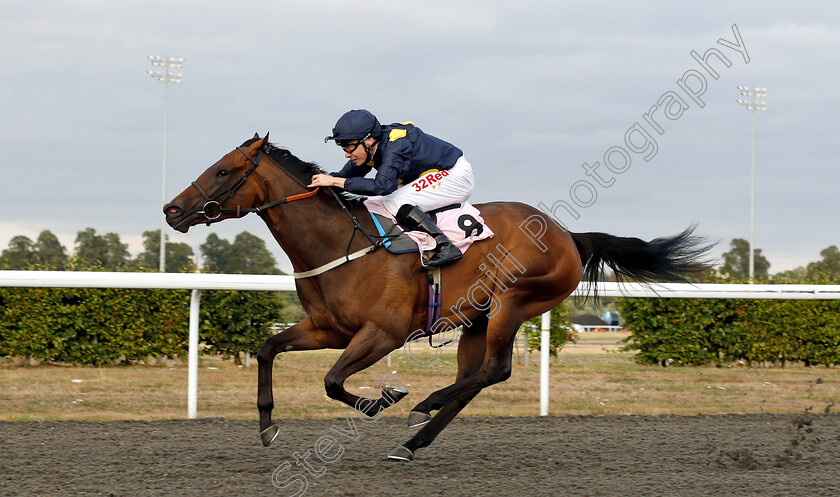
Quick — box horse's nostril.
[164,204,182,216]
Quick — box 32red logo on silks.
[412,170,450,192]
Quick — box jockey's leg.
[395,204,462,267]
[382,156,474,215]
[384,157,475,267]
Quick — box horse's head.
[164,133,272,233]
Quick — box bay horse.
[164,134,711,461]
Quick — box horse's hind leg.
[413,309,519,414]
[406,314,488,427]
[388,391,481,462]
[258,317,347,446]
[388,316,489,461]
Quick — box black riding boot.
[395,204,462,267]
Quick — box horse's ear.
[257,132,270,150]
[253,132,260,140]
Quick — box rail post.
[188,289,201,419]
[540,310,550,416]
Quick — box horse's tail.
[570,225,714,300]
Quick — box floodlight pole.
[148,56,184,272]
[737,87,767,283]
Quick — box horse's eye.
[217,170,229,177]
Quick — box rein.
[190,146,386,279]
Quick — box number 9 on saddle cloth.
[365,199,494,257]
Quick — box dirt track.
[3,413,840,496]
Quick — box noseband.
[191,146,319,221]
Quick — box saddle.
[364,199,494,256]
[364,199,494,346]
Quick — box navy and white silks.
[330,122,474,216]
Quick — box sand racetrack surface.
[3,413,840,496]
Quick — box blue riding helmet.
[324,109,382,144]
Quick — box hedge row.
[619,297,840,367]
[522,303,578,356]
[0,287,284,366]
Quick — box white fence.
[1,271,294,419]
[2,270,840,418]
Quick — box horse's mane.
[240,137,366,206]
[240,137,324,184]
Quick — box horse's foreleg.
[257,318,346,446]
[322,322,404,418]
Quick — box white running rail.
[3,270,839,418]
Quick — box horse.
[163,134,712,461]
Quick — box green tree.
[521,303,577,357]
[619,297,740,366]
[619,296,840,367]
[198,232,284,363]
[200,231,281,274]
[1,235,38,269]
[200,233,232,273]
[35,230,68,269]
[0,283,189,365]
[74,228,130,271]
[200,289,284,364]
[721,238,770,281]
[231,231,281,274]
[773,266,807,283]
[136,230,196,273]
[1,231,69,270]
[806,245,840,282]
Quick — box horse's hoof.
[406,411,431,428]
[382,385,409,405]
[260,424,281,447]
[387,445,415,462]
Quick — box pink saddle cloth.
[364,199,494,254]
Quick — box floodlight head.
[147,55,185,84]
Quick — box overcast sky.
[2,1,837,273]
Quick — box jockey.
[310,109,474,267]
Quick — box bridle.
[187,143,387,278]
[190,146,320,222]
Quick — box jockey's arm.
[308,174,345,188]
[308,159,363,188]
[339,165,400,196]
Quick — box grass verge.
[1,333,837,421]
